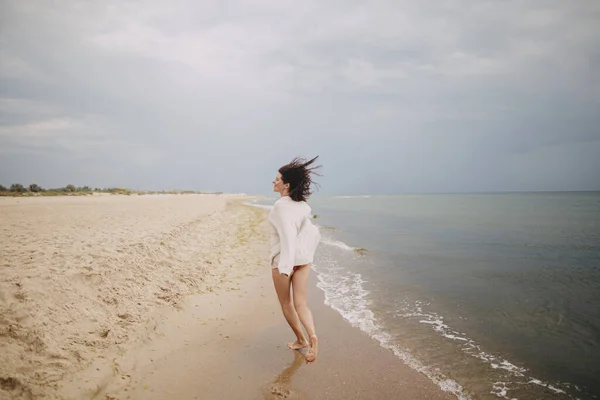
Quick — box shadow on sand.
[262,351,308,400]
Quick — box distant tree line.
[0,183,94,194]
[0,184,216,196]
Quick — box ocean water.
[249,192,600,400]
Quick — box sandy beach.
[1,195,455,400]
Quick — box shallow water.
[251,192,600,400]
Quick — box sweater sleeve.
[271,204,296,275]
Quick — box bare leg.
[272,268,308,348]
[292,265,318,363]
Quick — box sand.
[1,194,456,400]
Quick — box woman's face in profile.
[273,173,287,194]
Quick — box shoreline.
[64,271,456,400]
[77,274,457,400]
[1,195,456,400]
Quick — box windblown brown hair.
[279,156,322,202]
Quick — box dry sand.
[1,194,457,400]
[0,194,266,399]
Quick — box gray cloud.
[1,0,599,194]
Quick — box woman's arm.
[271,204,296,276]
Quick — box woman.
[269,156,322,363]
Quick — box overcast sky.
[1,1,599,195]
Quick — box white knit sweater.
[268,196,321,275]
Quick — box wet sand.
[81,272,457,400]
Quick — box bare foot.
[305,335,318,363]
[287,339,308,350]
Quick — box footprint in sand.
[264,351,307,400]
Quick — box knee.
[294,302,307,313]
[280,298,294,309]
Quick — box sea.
[248,192,600,400]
